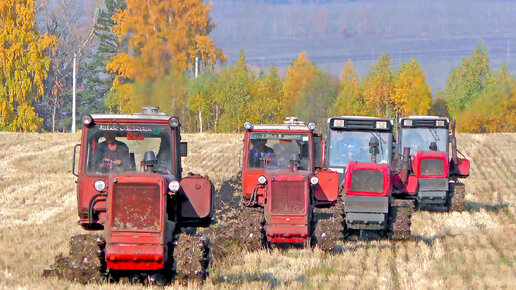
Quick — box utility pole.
[72,52,76,133]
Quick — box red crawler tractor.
[326,116,413,240]
[241,117,341,249]
[68,107,214,283]
[398,116,470,211]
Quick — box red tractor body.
[72,107,213,275]
[398,116,470,210]
[241,118,339,245]
[327,116,413,239]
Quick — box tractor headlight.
[81,114,93,126]
[168,181,180,192]
[376,121,387,129]
[258,175,267,184]
[243,121,253,130]
[169,117,180,128]
[310,176,319,185]
[94,180,106,192]
[404,119,413,127]
[436,120,445,127]
[308,122,316,130]
[333,119,345,128]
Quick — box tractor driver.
[93,131,130,173]
[249,138,275,168]
[341,140,359,163]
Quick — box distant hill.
[210,0,516,90]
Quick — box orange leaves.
[107,0,225,114]
[393,58,431,116]
[362,53,395,117]
[283,52,319,113]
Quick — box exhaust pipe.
[400,147,410,184]
[451,120,459,171]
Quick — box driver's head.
[346,141,358,158]
[256,139,267,151]
[103,131,117,145]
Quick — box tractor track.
[388,199,415,240]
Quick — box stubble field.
[0,132,514,289]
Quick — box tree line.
[0,0,514,133]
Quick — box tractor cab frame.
[241,117,339,245]
[72,107,214,273]
[327,116,413,239]
[398,116,470,210]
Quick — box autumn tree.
[0,0,56,132]
[443,43,490,117]
[107,0,226,114]
[283,51,318,114]
[456,63,516,132]
[294,70,337,125]
[36,0,99,131]
[248,62,285,124]
[329,59,368,116]
[214,50,254,132]
[392,58,431,116]
[187,69,218,132]
[80,0,127,116]
[362,53,396,117]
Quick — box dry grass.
[0,132,514,289]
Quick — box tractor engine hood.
[264,172,312,244]
[412,151,449,178]
[343,161,393,197]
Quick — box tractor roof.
[401,115,449,122]
[90,113,171,121]
[90,106,173,122]
[244,117,315,132]
[327,116,393,123]
[249,124,312,131]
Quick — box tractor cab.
[398,116,470,207]
[327,116,394,184]
[326,116,413,237]
[73,107,214,271]
[242,117,338,244]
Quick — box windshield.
[247,132,311,170]
[328,129,392,167]
[85,123,173,176]
[400,127,448,154]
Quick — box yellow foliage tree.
[456,64,516,132]
[283,52,319,114]
[107,0,226,113]
[0,0,56,131]
[330,59,368,116]
[362,53,395,117]
[393,58,431,116]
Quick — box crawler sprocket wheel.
[172,233,210,284]
[387,199,414,241]
[448,182,465,212]
[312,203,345,251]
[44,233,106,284]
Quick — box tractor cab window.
[328,129,392,167]
[247,132,311,170]
[400,127,448,154]
[85,123,173,176]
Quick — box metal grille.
[419,178,448,190]
[346,119,375,129]
[112,184,161,231]
[270,181,306,215]
[350,170,384,193]
[420,158,445,176]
